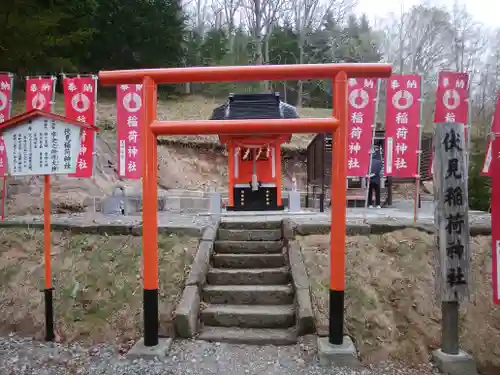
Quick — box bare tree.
[242,0,286,90]
[183,0,211,36]
[290,0,337,106]
[214,0,243,56]
[446,1,486,83]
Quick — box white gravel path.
[0,334,443,375]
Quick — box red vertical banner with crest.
[25,76,56,113]
[384,74,422,178]
[491,135,500,304]
[430,71,470,179]
[0,73,14,177]
[346,77,378,177]
[116,84,143,179]
[481,93,500,176]
[434,71,469,124]
[62,76,97,178]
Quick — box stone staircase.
[197,220,298,345]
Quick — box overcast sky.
[356,0,499,29]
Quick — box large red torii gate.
[99,63,392,348]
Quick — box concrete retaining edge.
[0,221,204,236]
[174,285,200,338]
[185,241,214,287]
[293,222,491,236]
[200,219,220,242]
[175,220,220,338]
[288,239,315,335]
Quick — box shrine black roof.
[210,93,299,121]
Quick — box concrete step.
[198,326,297,345]
[207,267,289,285]
[201,304,295,328]
[220,220,282,230]
[215,240,283,254]
[202,285,294,305]
[213,253,285,268]
[218,229,282,241]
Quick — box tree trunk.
[253,0,266,92]
[297,42,304,107]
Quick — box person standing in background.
[368,153,382,208]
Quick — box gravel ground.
[0,334,443,375]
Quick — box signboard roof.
[0,109,99,132]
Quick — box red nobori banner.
[482,139,493,176]
[430,71,469,179]
[0,74,13,123]
[62,76,97,178]
[434,71,469,124]
[384,74,422,178]
[25,77,55,113]
[0,73,14,176]
[481,93,500,176]
[347,77,378,176]
[492,135,500,304]
[116,84,143,179]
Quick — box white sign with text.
[3,117,82,176]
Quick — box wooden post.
[433,122,470,353]
[44,175,54,341]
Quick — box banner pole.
[50,76,57,114]
[92,75,98,203]
[414,74,424,223]
[465,77,472,199]
[364,78,381,210]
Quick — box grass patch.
[0,228,198,344]
[299,229,500,375]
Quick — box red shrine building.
[210,93,299,211]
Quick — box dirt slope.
[299,229,499,375]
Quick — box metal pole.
[364,79,381,208]
[465,80,472,193]
[305,181,309,208]
[92,75,98,213]
[50,75,56,113]
[414,74,425,222]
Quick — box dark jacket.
[370,158,382,184]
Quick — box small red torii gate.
[99,63,392,348]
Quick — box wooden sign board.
[2,113,82,176]
[433,122,470,302]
